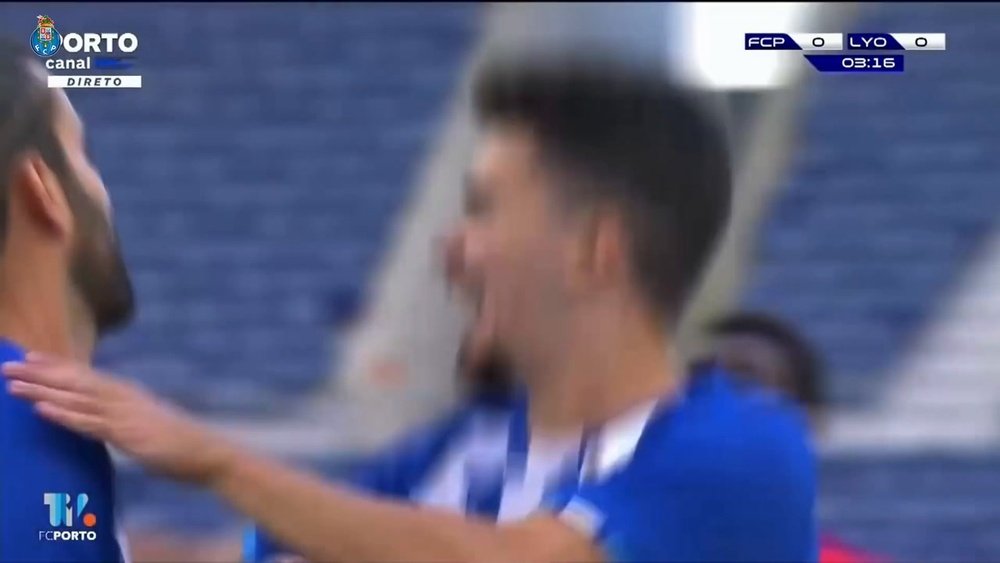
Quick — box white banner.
[47,75,143,89]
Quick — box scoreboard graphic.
[745,33,946,73]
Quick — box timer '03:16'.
[842,56,897,69]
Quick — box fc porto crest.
[31,15,62,57]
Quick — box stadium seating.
[1,4,480,536]
[820,453,1000,562]
[0,4,481,415]
[743,3,1000,560]
[744,2,1000,405]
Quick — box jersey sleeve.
[0,387,125,562]
[243,409,471,562]
[545,407,818,562]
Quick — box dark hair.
[709,311,825,410]
[0,37,71,246]
[473,56,732,320]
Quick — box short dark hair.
[473,57,732,320]
[709,311,825,410]
[0,37,70,247]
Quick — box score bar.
[745,33,842,50]
[846,33,946,50]
[746,33,946,51]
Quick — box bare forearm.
[209,448,508,563]
[0,357,599,562]
[127,532,241,563]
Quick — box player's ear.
[9,150,73,240]
[571,206,626,292]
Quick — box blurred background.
[2,2,1000,561]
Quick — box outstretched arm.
[216,447,597,562]
[2,355,602,563]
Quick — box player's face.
[457,125,577,370]
[712,333,793,397]
[52,91,135,334]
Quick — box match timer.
[804,54,903,73]
[745,32,945,74]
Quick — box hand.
[2,354,237,486]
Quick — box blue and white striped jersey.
[247,367,817,562]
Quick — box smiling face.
[452,124,584,376]
[446,58,733,388]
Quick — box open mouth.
[462,286,486,329]
[440,232,493,344]
[461,282,496,347]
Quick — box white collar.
[583,397,664,480]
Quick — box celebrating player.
[0,39,134,562]
[701,311,888,563]
[4,57,817,562]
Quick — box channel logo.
[30,15,143,89]
[39,493,98,542]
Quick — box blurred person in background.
[0,40,134,562]
[697,312,824,428]
[700,311,888,563]
[4,57,818,562]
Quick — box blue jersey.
[247,367,817,562]
[0,340,126,562]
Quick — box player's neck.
[526,312,680,436]
[0,258,94,362]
